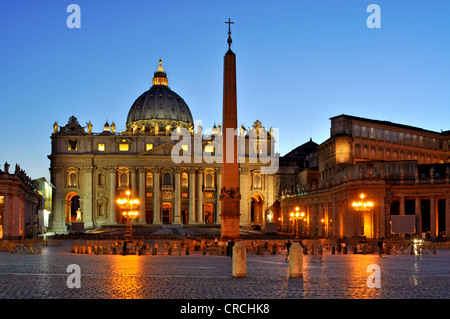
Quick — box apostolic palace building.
[278,115,450,240]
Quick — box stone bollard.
[318,244,323,255]
[81,246,86,254]
[232,242,247,278]
[202,247,206,255]
[185,246,189,255]
[331,246,335,254]
[289,242,303,278]
[87,246,92,254]
[72,246,78,254]
[343,246,347,254]
[152,246,157,255]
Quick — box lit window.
[119,144,129,151]
[182,193,189,198]
[146,143,154,151]
[98,144,105,151]
[181,144,189,151]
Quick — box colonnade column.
[415,197,421,235]
[138,167,146,224]
[430,196,436,238]
[188,168,196,224]
[173,168,182,224]
[108,167,117,224]
[153,167,161,225]
[216,168,222,224]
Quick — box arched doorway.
[251,193,264,223]
[65,192,80,224]
[162,202,172,224]
[204,203,214,224]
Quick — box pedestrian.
[336,239,342,255]
[285,240,292,261]
[229,240,235,258]
[377,237,384,257]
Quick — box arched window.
[163,172,172,185]
[181,172,188,188]
[205,173,213,188]
[68,170,78,187]
[120,173,128,188]
[254,174,261,189]
[354,144,361,157]
[146,172,153,188]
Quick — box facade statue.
[132,123,138,134]
[3,162,10,173]
[76,208,82,221]
[53,121,58,134]
[140,124,146,133]
[86,121,93,134]
[111,122,116,134]
[165,121,172,135]
[197,123,203,135]
[154,122,159,135]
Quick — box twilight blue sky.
[0,0,449,181]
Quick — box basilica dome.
[126,60,194,131]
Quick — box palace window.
[146,143,153,151]
[98,144,105,151]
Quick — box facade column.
[188,168,196,224]
[196,168,203,224]
[153,167,161,225]
[81,166,93,228]
[216,168,222,224]
[430,196,436,238]
[400,196,405,216]
[50,166,66,233]
[108,167,117,224]
[138,167,146,224]
[378,196,385,238]
[173,168,182,224]
[131,167,137,198]
[415,197,421,235]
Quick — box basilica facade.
[48,61,277,233]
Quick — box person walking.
[285,240,292,261]
[377,237,384,257]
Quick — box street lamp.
[116,190,140,241]
[290,206,304,242]
[351,193,373,236]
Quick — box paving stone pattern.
[0,241,448,299]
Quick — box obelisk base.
[220,198,241,241]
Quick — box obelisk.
[220,19,241,241]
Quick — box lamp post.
[290,206,304,242]
[351,193,373,236]
[116,190,140,241]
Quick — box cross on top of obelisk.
[225,18,234,48]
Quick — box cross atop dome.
[153,59,168,87]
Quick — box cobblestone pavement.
[0,241,448,300]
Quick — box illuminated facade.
[0,163,41,239]
[48,60,277,234]
[278,115,450,239]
